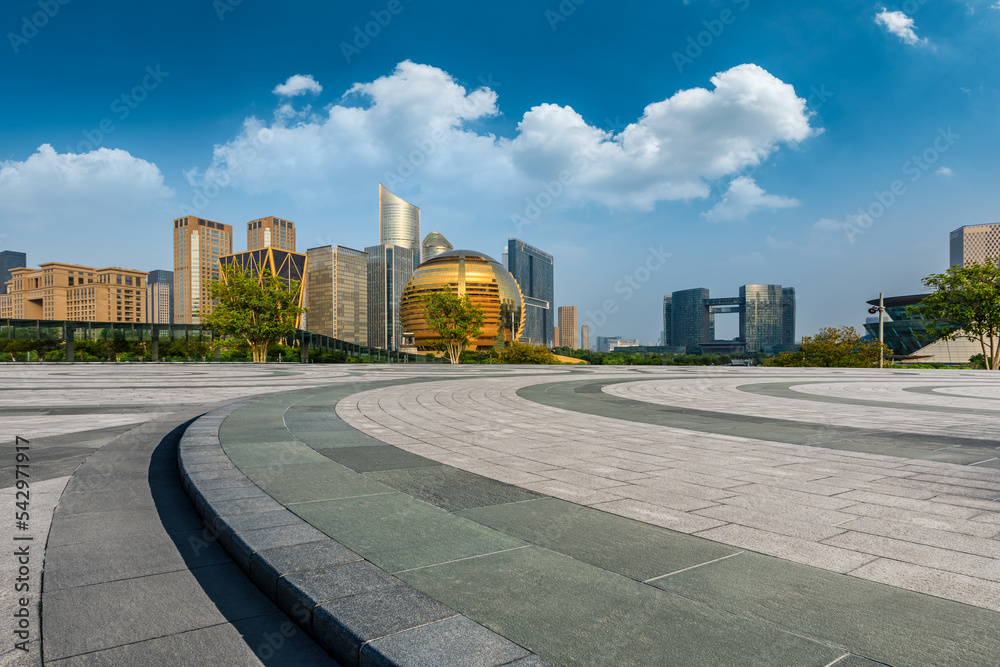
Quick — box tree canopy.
[201,263,306,363]
[765,326,891,368]
[420,289,485,364]
[908,259,1000,370]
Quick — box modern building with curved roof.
[400,249,524,351]
[379,184,421,261]
[422,231,453,262]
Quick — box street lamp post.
[868,292,886,369]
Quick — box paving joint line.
[643,551,746,583]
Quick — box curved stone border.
[178,398,554,667]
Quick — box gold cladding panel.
[399,255,524,351]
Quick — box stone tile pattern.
[179,404,554,667]
[335,369,1000,612]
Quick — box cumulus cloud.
[0,144,173,222]
[935,166,954,177]
[875,9,928,46]
[272,74,323,97]
[702,176,799,222]
[0,144,174,263]
[189,60,817,215]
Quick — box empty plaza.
[2,363,999,666]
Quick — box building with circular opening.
[399,249,524,351]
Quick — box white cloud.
[272,74,323,97]
[702,176,799,222]
[190,60,818,216]
[935,166,954,177]
[875,9,928,46]
[0,144,174,264]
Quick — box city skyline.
[3,1,1000,341]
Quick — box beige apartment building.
[0,262,146,322]
[305,245,368,344]
[558,306,578,349]
[248,216,296,252]
[173,216,233,324]
[950,223,1000,267]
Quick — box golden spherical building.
[400,250,524,351]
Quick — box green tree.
[420,289,485,364]
[908,259,1000,370]
[498,341,558,364]
[766,326,891,368]
[201,263,306,363]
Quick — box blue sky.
[2,0,999,342]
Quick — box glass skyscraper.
[670,288,711,352]
[379,184,421,262]
[505,239,554,347]
[366,244,417,350]
[0,250,27,295]
[666,284,795,353]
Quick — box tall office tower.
[671,288,711,352]
[0,250,27,294]
[379,184,421,262]
[146,270,174,324]
[305,245,368,344]
[558,306,578,349]
[662,295,672,347]
[366,244,417,350]
[581,324,589,352]
[506,239,555,346]
[248,216,296,252]
[553,326,559,346]
[422,232,453,262]
[782,287,796,345]
[950,223,1000,267]
[0,262,145,322]
[172,216,233,324]
[740,284,788,352]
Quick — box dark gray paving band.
[518,379,1000,466]
[178,396,553,667]
[903,384,1000,402]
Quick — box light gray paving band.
[178,399,553,667]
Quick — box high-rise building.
[146,270,173,324]
[0,262,145,322]
[173,216,233,324]
[422,232,453,262]
[558,306,577,349]
[305,245,367,344]
[366,244,417,350]
[782,287,796,345]
[740,284,787,352]
[581,324,589,351]
[553,326,559,346]
[662,295,672,347]
[248,216,296,252]
[666,285,795,353]
[950,223,1000,267]
[1,251,27,295]
[379,184,421,262]
[670,288,711,352]
[506,239,555,347]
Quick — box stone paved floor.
[4,363,1000,666]
[335,367,1000,612]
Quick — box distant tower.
[173,216,233,324]
[422,232,453,262]
[379,184,421,262]
[247,216,296,251]
[581,324,589,351]
[146,269,174,324]
[950,223,1000,267]
[558,306,578,349]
